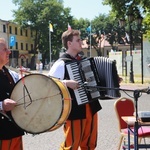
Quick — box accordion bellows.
[94,56,120,99]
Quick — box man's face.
[0,41,11,66]
[69,35,82,53]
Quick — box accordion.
[66,57,120,105]
[94,56,120,98]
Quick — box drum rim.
[49,78,72,131]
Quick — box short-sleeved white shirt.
[48,59,65,80]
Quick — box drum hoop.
[49,78,71,131]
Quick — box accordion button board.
[66,58,101,105]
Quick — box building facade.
[0,19,36,68]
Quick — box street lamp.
[127,13,134,83]
[119,12,143,83]
[119,17,134,82]
[136,15,143,83]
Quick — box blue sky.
[0,0,111,21]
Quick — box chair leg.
[118,135,124,150]
[138,137,142,144]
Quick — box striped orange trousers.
[60,104,98,150]
[0,136,23,150]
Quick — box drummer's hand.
[64,80,80,90]
[2,99,17,111]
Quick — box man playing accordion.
[48,29,102,150]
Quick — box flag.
[49,23,53,32]
[68,23,71,30]
[86,26,91,32]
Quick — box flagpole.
[49,29,51,69]
[90,21,92,57]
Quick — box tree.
[102,0,147,18]
[12,0,73,69]
[73,18,90,40]
[102,0,150,40]
[84,14,119,56]
[143,13,150,41]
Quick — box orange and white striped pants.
[0,136,23,150]
[60,104,98,150]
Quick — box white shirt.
[48,59,65,80]
[9,69,19,83]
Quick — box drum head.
[11,74,63,134]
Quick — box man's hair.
[61,30,80,49]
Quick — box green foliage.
[103,0,144,18]
[142,12,150,41]
[92,14,117,34]
[102,0,150,40]
[12,0,74,63]
[73,18,90,39]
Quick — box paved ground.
[21,70,150,150]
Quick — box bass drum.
[10,74,71,134]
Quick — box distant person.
[36,61,43,73]
[39,61,43,73]
[48,29,102,150]
[0,38,24,150]
[36,62,39,71]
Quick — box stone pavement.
[22,70,150,150]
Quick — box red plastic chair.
[114,97,150,149]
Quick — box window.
[21,43,23,50]
[3,25,6,33]
[31,30,33,37]
[15,27,17,35]
[31,44,33,50]
[26,43,28,50]
[9,26,12,34]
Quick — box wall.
[143,37,150,77]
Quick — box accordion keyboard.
[66,62,89,105]
[66,58,101,105]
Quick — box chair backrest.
[114,97,135,131]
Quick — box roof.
[82,35,111,49]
